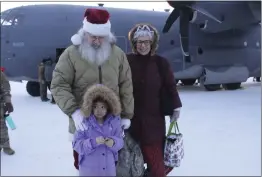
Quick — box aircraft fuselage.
[1,3,261,89]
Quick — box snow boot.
[2,141,15,155]
[51,97,56,104]
[41,98,50,102]
[143,168,150,177]
[3,147,15,155]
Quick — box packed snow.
[1,79,261,176]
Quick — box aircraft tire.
[26,81,40,97]
[222,83,241,90]
[256,77,261,82]
[203,84,221,91]
[181,79,196,86]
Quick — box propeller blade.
[187,5,222,23]
[162,9,180,33]
[179,9,190,57]
[167,1,194,8]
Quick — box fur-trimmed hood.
[81,84,121,118]
[128,23,160,56]
[71,28,117,46]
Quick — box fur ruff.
[71,28,116,46]
[81,84,121,118]
[83,18,111,37]
[128,23,160,56]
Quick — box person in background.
[73,84,124,176]
[0,69,15,155]
[38,59,49,102]
[51,8,134,170]
[126,23,182,177]
[44,58,56,104]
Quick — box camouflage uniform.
[38,62,49,102]
[0,71,15,155]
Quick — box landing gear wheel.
[181,79,196,86]
[204,84,221,91]
[222,83,241,90]
[26,81,40,97]
[256,77,261,82]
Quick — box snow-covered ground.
[1,79,261,176]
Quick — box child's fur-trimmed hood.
[81,84,122,118]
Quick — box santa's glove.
[170,108,181,123]
[71,109,87,131]
[121,118,131,130]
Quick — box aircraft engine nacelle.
[248,1,261,22]
[189,11,208,30]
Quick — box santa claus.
[50,8,134,170]
[71,8,117,66]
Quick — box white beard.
[79,40,112,66]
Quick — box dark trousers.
[39,80,48,100]
[47,82,55,103]
[73,150,79,170]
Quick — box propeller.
[163,1,222,62]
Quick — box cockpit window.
[1,16,23,26]
[1,10,24,26]
[1,18,12,26]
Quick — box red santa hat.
[71,8,111,45]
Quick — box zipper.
[98,66,102,84]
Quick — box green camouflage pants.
[0,116,10,148]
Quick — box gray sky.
[1,2,172,12]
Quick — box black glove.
[4,103,14,113]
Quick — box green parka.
[50,45,134,134]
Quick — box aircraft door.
[115,36,128,53]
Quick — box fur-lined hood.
[81,84,121,118]
[71,28,117,46]
[128,23,160,56]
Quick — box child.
[72,84,124,176]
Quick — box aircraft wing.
[188,4,222,23]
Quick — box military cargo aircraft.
[0,1,261,97]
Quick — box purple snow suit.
[73,114,124,176]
